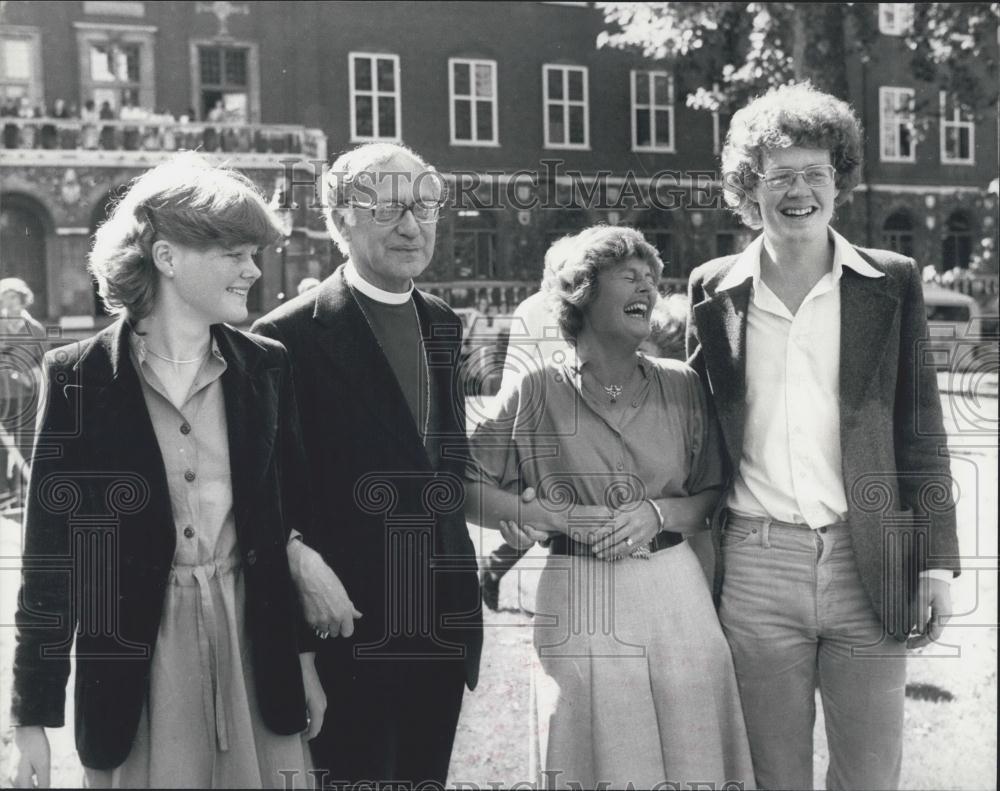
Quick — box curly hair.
[542,225,663,341]
[721,82,863,229]
[88,152,281,320]
[322,142,445,256]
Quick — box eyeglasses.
[348,201,443,225]
[754,164,836,191]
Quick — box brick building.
[0,0,997,328]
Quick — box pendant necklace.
[587,363,638,404]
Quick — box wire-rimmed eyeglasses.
[754,164,836,191]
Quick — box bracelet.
[644,498,665,533]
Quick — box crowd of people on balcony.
[0,96,305,154]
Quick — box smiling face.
[754,146,837,246]
[336,153,440,293]
[166,241,261,325]
[582,257,658,348]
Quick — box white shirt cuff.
[920,569,953,584]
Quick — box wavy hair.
[88,153,281,320]
[542,225,663,341]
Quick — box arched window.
[0,196,48,317]
[452,209,497,280]
[942,210,973,269]
[881,209,914,257]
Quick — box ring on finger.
[625,537,634,548]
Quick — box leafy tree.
[597,2,999,116]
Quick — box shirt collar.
[345,260,414,305]
[718,227,885,292]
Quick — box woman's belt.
[547,530,684,558]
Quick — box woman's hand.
[590,500,662,561]
[299,652,327,740]
[12,726,50,788]
[288,539,362,639]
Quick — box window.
[75,22,155,113]
[878,4,914,35]
[0,27,42,106]
[881,210,915,257]
[940,92,974,165]
[631,70,674,152]
[198,46,247,121]
[350,53,400,142]
[453,210,498,279]
[942,211,973,269]
[449,58,498,146]
[879,87,916,162]
[190,39,259,123]
[543,65,588,149]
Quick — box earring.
[167,269,175,278]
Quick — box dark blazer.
[253,266,482,690]
[687,245,960,641]
[10,320,309,770]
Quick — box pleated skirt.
[530,541,756,790]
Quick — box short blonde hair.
[542,225,663,340]
[722,82,863,229]
[89,153,281,319]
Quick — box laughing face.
[753,146,837,245]
[167,241,261,325]
[583,256,658,347]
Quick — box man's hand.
[12,726,50,788]
[590,500,661,561]
[907,577,953,649]
[287,540,362,638]
[299,652,327,740]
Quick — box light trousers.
[719,515,908,791]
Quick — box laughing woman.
[11,154,323,788]
[465,225,754,789]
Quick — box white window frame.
[543,64,589,150]
[630,69,675,153]
[349,52,401,143]
[0,26,44,107]
[879,86,916,163]
[939,91,975,165]
[74,22,156,112]
[878,3,914,36]
[448,58,499,147]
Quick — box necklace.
[145,345,207,365]
[584,362,639,404]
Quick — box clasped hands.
[498,487,662,561]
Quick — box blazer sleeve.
[894,261,960,576]
[273,345,323,653]
[10,355,80,727]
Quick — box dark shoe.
[480,568,501,612]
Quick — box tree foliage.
[597,2,999,116]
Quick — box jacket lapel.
[313,267,431,470]
[85,321,173,537]
[693,274,751,469]
[838,262,899,440]
[214,325,279,532]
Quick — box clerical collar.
[345,260,413,305]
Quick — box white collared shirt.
[723,228,885,528]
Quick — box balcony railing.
[0,116,326,167]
